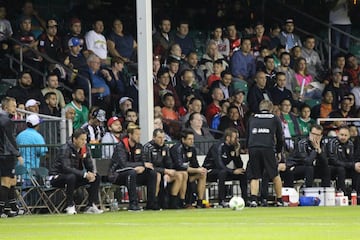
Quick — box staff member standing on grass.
[247,99,284,207]
[0,97,24,218]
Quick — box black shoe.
[219,201,229,208]
[145,203,161,211]
[261,199,268,207]
[128,204,142,212]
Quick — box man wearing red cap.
[101,116,123,159]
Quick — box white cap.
[26,114,41,127]
[119,97,133,105]
[25,99,40,108]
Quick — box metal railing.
[0,31,93,107]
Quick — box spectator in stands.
[12,17,42,87]
[255,46,270,72]
[294,58,319,99]
[85,19,107,63]
[107,18,137,64]
[211,99,230,130]
[200,40,228,79]
[17,0,46,38]
[101,116,123,159]
[282,124,330,188]
[203,127,247,207]
[327,126,360,195]
[218,105,246,140]
[25,99,40,113]
[346,92,357,117]
[153,116,172,142]
[278,19,302,52]
[210,70,233,100]
[65,88,89,129]
[82,108,106,144]
[123,109,139,129]
[108,125,158,211]
[153,55,161,83]
[247,71,272,114]
[153,67,180,108]
[346,53,360,88]
[210,25,230,59]
[263,56,277,90]
[16,114,47,186]
[38,18,63,65]
[186,112,214,153]
[170,129,207,208]
[167,57,180,88]
[41,73,65,109]
[0,4,13,60]
[153,17,174,57]
[143,129,187,209]
[230,38,256,84]
[6,71,45,106]
[174,20,194,57]
[0,97,24,218]
[251,22,271,57]
[269,72,295,106]
[279,98,301,150]
[179,52,206,91]
[49,128,103,215]
[297,104,315,136]
[116,96,133,122]
[323,68,348,109]
[273,44,286,68]
[205,88,224,125]
[176,69,203,106]
[230,89,248,123]
[268,23,281,54]
[65,37,88,87]
[311,90,334,119]
[107,56,127,111]
[207,59,223,88]
[301,35,323,79]
[181,97,207,127]
[276,52,298,93]
[328,0,352,56]
[62,18,88,57]
[226,22,241,57]
[86,54,111,110]
[40,92,60,117]
[329,95,354,119]
[64,105,76,123]
[289,46,302,69]
[161,92,179,123]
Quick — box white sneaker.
[65,205,77,215]
[84,204,104,214]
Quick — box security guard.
[247,99,284,207]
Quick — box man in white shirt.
[85,19,107,63]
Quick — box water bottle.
[112,199,119,211]
[351,190,357,206]
[45,176,51,188]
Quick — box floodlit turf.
[1,207,360,239]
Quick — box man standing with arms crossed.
[0,97,24,217]
[247,100,284,207]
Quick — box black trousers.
[281,165,314,188]
[50,173,100,207]
[114,168,157,206]
[330,166,360,193]
[207,169,248,202]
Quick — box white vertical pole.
[136,0,153,144]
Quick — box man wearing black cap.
[82,108,106,143]
[38,18,63,63]
[323,68,348,109]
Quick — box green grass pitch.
[1,207,360,239]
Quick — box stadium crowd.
[1,0,360,216]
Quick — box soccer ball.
[229,196,245,211]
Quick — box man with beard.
[276,52,297,93]
[65,88,89,129]
[101,117,123,159]
[0,97,24,217]
[6,71,45,106]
